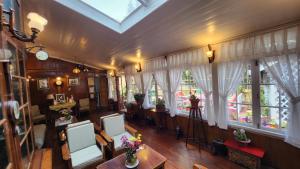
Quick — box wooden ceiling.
[23,0,300,69]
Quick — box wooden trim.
[100,130,113,143]
[125,124,137,137]
[61,143,70,161]
[96,134,107,146]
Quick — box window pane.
[261,107,279,129]
[81,0,141,22]
[11,78,21,104]
[281,108,288,129]
[260,85,279,107]
[148,79,156,106]
[228,103,252,124]
[0,125,9,169]
[176,70,205,115]
[236,85,252,104]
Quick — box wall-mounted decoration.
[55,77,63,86]
[89,87,95,93]
[37,78,49,90]
[56,94,65,103]
[88,77,94,86]
[68,77,80,86]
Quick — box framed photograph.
[89,87,94,93]
[68,77,80,86]
[88,77,94,86]
[37,78,49,90]
[56,94,65,103]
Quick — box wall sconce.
[109,70,116,77]
[135,62,142,72]
[0,6,47,43]
[206,44,215,64]
[55,77,62,86]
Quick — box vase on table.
[125,153,139,168]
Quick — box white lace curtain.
[107,75,117,101]
[260,26,300,148]
[217,61,246,129]
[168,68,183,117]
[125,75,135,103]
[191,64,215,126]
[154,70,170,109]
[142,72,153,109]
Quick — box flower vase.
[125,153,139,168]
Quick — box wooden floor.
[44,111,244,169]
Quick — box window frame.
[228,60,288,136]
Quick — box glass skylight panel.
[81,0,141,22]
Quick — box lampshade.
[27,12,48,32]
[73,66,81,74]
[35,49,48,60]
[206,51,213,58]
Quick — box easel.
[185,106,207,150]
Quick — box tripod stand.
[185,106,207,150]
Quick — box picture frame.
[68,77,80,86]
[56,94,66,103]
[37,78,49,90]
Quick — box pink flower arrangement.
[121,134,142,164]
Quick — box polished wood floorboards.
[44,111,244,169]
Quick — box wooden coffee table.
[97,144,167,169]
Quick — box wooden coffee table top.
[97,144,167,169]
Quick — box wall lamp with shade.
[26,45,49,61]
[206,44,215,64]
[0,6,48,43]
[109,70,116,77]
[135,62,142,72]
[55,76,63,86]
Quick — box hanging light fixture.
[206,44,215,63]
[83,64,89,72]
[135,62,142,72]
[73,64,81,74]
[72,56,81,74]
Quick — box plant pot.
[156,105,165,111]
[125,154,139,168]
[190,99,200,108]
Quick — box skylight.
[81,0,141,23]
[56,0,168,33]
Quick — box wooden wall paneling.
[99,76,108,108]
[26,53,108,111]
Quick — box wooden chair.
[193,164,208,169]
[79,98,90,116]
[30,105,46,124]
[97,114,138,157]
[61,120,107,169]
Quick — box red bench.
[224,139,265,169]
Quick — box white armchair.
[99,114,137,157]
[31,105,46,124]
[63,120,107,169]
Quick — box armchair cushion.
[70,145,102,169]
[67,123,96,153]
[103,115,125,137]
[31,105,41,117]
[33,124,46,149]
[113,131,133,151]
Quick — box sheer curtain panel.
[154,70,170,109]
[142,72,153,108]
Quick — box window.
[228,64,253,125]
[127,76,139,102]
[259,65,289,131]
[81,0,141,22]
[118,75,127,106]
[176,70,205,115]
[227,62,290,134]
[148,76,164,106]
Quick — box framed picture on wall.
[37,78,49,90]
[68,77,80,86]
[56,94,65,103]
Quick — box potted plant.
[134,93,145,105]
[189,91,200,108]
[121,134,142,168]
[233,128,251,146]
[156,98,165,111]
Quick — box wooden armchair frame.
[61,133,107,169]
